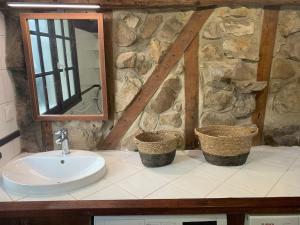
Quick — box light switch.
[3,104,15,122]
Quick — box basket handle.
[194,128,200,136]
[244,124,259,137]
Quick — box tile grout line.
[203,162,250,198]
[114,168,174,199]
[142,175,179,199]
[72,166,142,200]
[114,182,141,199]
[115,154,204,199]
[68,180,114,200]
[3,191,13,202]
[204,149,295,198]
[142,160,205,199]
[265,152,300,197]
[143,160,210,199]
[79,163,144,200]
[110,167,144,185]
[69,193,80,200]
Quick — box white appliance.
[245,214,300,225]
[94,214,227,225]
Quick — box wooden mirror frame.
[20,13,108,121]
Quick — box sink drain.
[60,160,65,164]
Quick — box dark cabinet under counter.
[1,198,300,225]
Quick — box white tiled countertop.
[0,146,300,202]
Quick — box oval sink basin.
[2,150,106,195]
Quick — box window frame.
[20,13,108,121]
[28,18,82,115]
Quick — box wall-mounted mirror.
[20,13,108,121]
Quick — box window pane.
[38,19,48,33]
[68,70,75,96]
[30,34,41,74]
[36,77,47,114]
[56,38,65,69]
[54,20,62,35]
[40,36,53,72]
[28,19,36,31]
[63,20,69,37]
[60,71,69,101]
[65,40,73,67]
[46,75,57,109]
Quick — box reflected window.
[28,19,81,114]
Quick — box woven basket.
[134,131,179,167]
[194,125,258,166]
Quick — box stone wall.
[264,7,300,146]
[3,6,300,152]
[113,10,192,150]
[4,11,43,152]
[198,7,266,127]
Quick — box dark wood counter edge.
[0,197,300,218]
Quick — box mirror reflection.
[28,18,103,115]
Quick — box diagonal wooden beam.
[101,7,215,149]
[252,6,280,145]
[184,34,199,149]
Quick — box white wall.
[0,12,20,167]
[75,28,101,91]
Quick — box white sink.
[1,150,106,195]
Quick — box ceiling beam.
[8,0,300,9]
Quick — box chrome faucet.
[55,128,70,156]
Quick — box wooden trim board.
[184,34,200,149]
[101,7,214,149]
[103,11,115,121]
[20,13,109,121]
[252,6,280,145]
[16,0,300,8]
[0,197,300,218]
[97,0,300,8]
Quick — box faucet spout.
[55,128,70,156]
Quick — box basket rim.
[194,125,258,139]
[134,131,179,145]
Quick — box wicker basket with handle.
[194,125,258,166]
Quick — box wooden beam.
[101,7,214,149]
[184,34,199,149]
[0,197,300,218]
[41,121,53,151]
[252,6,279,145]
[103,11,115,121]
[17,0,300,9]
[98,0,300,8]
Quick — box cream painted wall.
[75,27,101,91]
[0,12,20,165]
